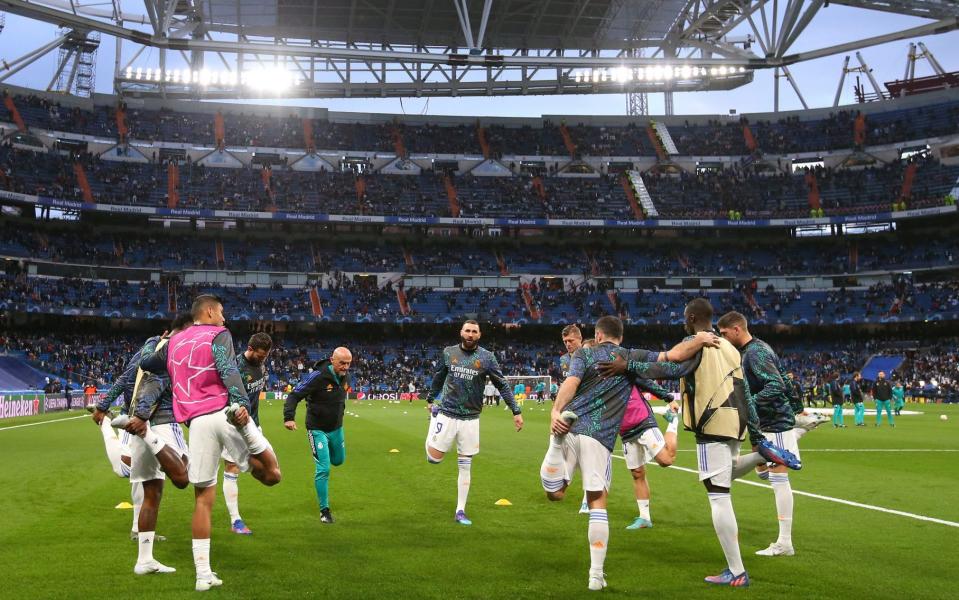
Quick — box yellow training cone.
[389,449,400,453]
[494,499,513,506]
[115,502,134,509]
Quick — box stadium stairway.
[72,163,94,203]
[559,123,578,158]
[309,287,324,318]
[742,121,758,153]
[0,355,47,391]
[167,162,180,208]
[215,240,226,269]
[443,174,461,217]
[585,249,600,276]
[302,118,315,153]
[805,171,822,211]
[214,111,225,149]
[651,121,679,156]
[114,104,129,143]
[625,170,658,217]
[2,94,27,133]
[391,124,407,159]
[477,123,491,159]
[900,162,918,203]
[646,123,668,161]
[495,251,509,276]
[521,284,542,320]
[166,280,177,312]
[396,285,410,316]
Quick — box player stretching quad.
[91,337,165,542]
[718,311,802,557]
[599,299,800,588]
[221,332,273,536]
[139,295,282,592]
[426,319,523,526]
[541,316,708,591]
[111,313,193,575]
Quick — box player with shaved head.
[425,320,523,526]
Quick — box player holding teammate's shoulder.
[425,320,522,526]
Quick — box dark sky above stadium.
[0,4,956,117]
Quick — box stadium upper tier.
[2,217,957,277]
[4,88,959,157]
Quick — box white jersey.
[483,383,496,397]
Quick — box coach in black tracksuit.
[283,349,352,523]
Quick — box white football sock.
[708,492,745,575]
[732,451,766,480]
[666,413,680,434]
[539,437,566,492]
[192,538,212,579]
[100,419,126,477]
[769,472,794,547]
[142,426,167,456]
[587,509,609,574]
[137,531,155,565]
[456,456,472,512]
[223,472,241,522]
[637,499,651,521]
[239,422,269,455]
[131,481,143,534]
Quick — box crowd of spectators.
[7,92,958,157]
[1,330,954,402]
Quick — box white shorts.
[696,440,741,489]
[188,409,252,488]
[623,427,667,470]
[129,423,189,483]
[560,433,612,493]
[763,429,801,462]
[119,430,132,458]
[221,425,263,463]
[427,413,479,456]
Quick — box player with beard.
[425,320,523,526]
[222,332,273,535]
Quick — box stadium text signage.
[4,192,955,230]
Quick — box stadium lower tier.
[1,272,957,326]
[2,331,955,404]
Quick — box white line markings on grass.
[612,455,959,528]
[670,448,959,453]
[0,414,88,431]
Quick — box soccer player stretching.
[600,299,800,588]
[222,332,273,535]
[541,316,701,591]
[140,295,282,592]
[718,311,801,557]
[283,348,352,524]
[426,320,522,526]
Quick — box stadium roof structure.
[0,0,958,108]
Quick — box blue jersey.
[429,344,520,420]
[560,353,572,379]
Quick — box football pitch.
[2,402,957,600]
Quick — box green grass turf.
[1,402,957,599]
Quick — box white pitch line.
[612,455,959,528]
[668,448,959,453]
[0,414,88,431]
